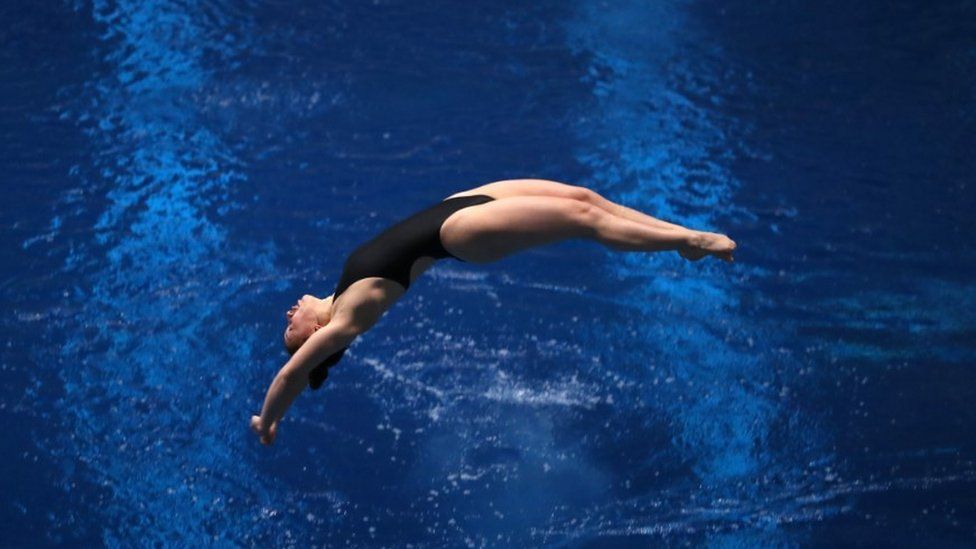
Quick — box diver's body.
[300,194,497,389]
[252,178,736,445]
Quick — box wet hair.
[283,330,346,390]
[284,333,306,355]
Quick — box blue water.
[2,0,974,546]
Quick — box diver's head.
[283,294,332,354]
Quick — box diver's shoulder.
[331,279,404,330]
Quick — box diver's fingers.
[264,421,279,445]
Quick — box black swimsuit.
[308,194,496,390]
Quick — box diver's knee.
[564,200,604,235]
[566,185,602,207]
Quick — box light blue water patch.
[559,0,834,543]
[30,1,317,545]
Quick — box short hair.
[284,332,309,355]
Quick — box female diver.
[251,178,736,445]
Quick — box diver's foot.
[679,231,736,263]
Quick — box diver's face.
[283,294,322,352]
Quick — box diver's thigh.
[451,178,588,201]
[440,196,599,262]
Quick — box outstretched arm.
[252,319,359,444]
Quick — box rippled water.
[2,0,974,546]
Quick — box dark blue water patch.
[0,3,118,545]
[230,4,593,231]
[0,3,97,263]
[694,0,976,255]
[690,0,976,543]
[781,482,976,546]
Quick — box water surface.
[2,0,974,546]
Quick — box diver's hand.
[250,415,278,446]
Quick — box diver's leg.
[440,195,694,263]
[449,178,687,232]
[571,187,688,232]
